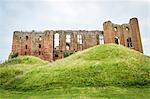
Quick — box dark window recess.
[25,52,27,55]
[39,51,41,55]
[66,43,70,50]
[55,54,58,57]
[114,27,117,31]
[115,38,119,44]
[39,36,42,41]
[25,45,27,49]
[39,44,41,48]
[127,37,133,48]
[126,27,129,31]
[26,36,28,40]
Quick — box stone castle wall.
[12,30,103,61]
[12,17,143,61]
[103,18,143,53]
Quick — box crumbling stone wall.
[103,17,143,53]
[52,30,103,61]
[12,17,143,62]
[12,30,103,61]
[12,30,53,61]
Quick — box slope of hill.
[0,44,150,98]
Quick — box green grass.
[0,44,150,98]
[0,86,150,99]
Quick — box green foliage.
[2,56,48,66]
[0,86,150,99]
[0,44,150,93]
[9,52,18,59]
[63,51,74,58]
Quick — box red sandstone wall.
[103,18,143,53]
[12,17,143,62]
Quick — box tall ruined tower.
[103,17,143,53]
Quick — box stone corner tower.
[103,17,143,53]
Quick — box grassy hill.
[0,44,150,98]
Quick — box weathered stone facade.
[12,17,143,61]
[103,18,143,53]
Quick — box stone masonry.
[12,17,143,61]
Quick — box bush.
[9,52,18,59]
[63,52,74,58]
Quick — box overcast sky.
[0,0,150,61]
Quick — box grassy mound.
[0,44,150,91]
[1,56,47,65]
[0,56,48,87]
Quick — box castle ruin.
[12,17,143,61]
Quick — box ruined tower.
[103,17,143,53]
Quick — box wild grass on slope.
[0,44,150,91]
[0,56,49,87]
[0,86,150,99]
[1,56,48,66]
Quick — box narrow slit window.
[39,51,41,55]
[39,44,41,48]
[25,52,27,55]
[25,45,27,49]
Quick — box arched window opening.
[54,33,59,50]
[99,34,104,44]
[25,45,27,49]
[126,27,129,31]
[25,51,27,55]
[39,44,41,48]
[39,36,42,41]
[127,37,133,48]
[66,43,70,50]
[114,27,117,31]
[77,34,82,44]
[26,36,28,40]
[115,37,120,45]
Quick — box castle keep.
[12,18,143,61]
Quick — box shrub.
[9,52,18,59]
[63,52,74,58]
